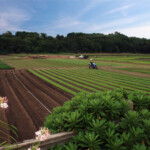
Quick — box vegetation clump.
[44,89,150,150]
[0,60,14,70]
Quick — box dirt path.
[0,70,73,143]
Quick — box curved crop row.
[66,69,150,91]
[50,68,150,93]
[30,68,150,95]
[43,69,107,91]
[29,70,76,95]
[35,70,86,93]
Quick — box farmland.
[0,53,150,144]
[0,60,14,70]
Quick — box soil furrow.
[0,71,36,142]
[19,70,71,105]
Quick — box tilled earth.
[0,70,73,143]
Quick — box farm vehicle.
[88,59,98,69]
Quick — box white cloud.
[51,16,83,29]
[77,0,108,18]
[106,4,133,15]
[0,7,31,33]
[85,16,139,32]
[117,26,150,39]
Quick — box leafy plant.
[103,97,121,120]
[64,142,78,150]
[73,132,103,150]
[64,111,83,131]
[87,119,107,137]
[45,90,150,150]
[120,111,140,130]
[128,91,148,111]
[49,144,64,150]
[132,144,147,150]
[129,127,144,144]
[106,137,125,150]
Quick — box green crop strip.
[41,69,103,92]
[96,70,150,88]
[73,69,150,90]
[29,70,76,95]
[44,69,108,91]
[116,68,150,74]
[95,69,150,86]
[100,70,150,86]
[35,70,86,93]
[47,69,114,90]
[0,60,14,70]
[54,68,150,93]
[71,69,150,92]
[47,69,135,91]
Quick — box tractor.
[88,59,98,69]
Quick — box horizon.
[0,0,150,39]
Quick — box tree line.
[0,31,149,54]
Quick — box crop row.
[45,69,150,92]
[116,68,150,74]
[29,68,150,95]
[52,69,150,90]
[75,69,150,88]
[0,60,14,69]
[99,69,150,86]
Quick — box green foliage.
[44,89,150,149]
[120,111,140,130]
[106,137,125,150]
[132,144,147,150]
[0,120,18,148]
[87,119,107,137]
[64,111,83,131]
[73,132,103,150]
[128,91,149,111]
[64,142,78,150]
[0,31,150,54]
[0,60,13,70]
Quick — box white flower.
[28,147,40,150]
[35,130,41,136]
[0,103,8,108]
[35,127,51,141]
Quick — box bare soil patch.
[0,70,73,143]
[24,55,71,59]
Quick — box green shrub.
[45,89,150,149]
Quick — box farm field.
[0,60,14,70]
[94,54,150,64]
[0,53,150,143]
[30,68,150,95]
[0,70,72,142]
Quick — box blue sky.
[0,0,150,38]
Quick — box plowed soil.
[0,70,73,143]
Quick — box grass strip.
[116,68,150,74]
[74,69,150,90]
[100,69,150,83]
[48,69,122,90]
[74,69,150,92]
[42,70,103,92]
[48,69,113,90]
[36,70,86,93]
[0,60,14,70]
[29,70,76,95]
[58,68,150,93]
[98,70,150,87]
